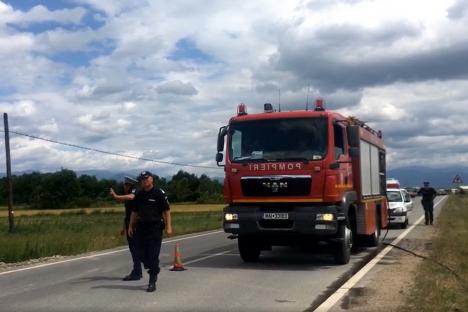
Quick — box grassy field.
[0,209,223,263]
[0,203,224,217]
[405,195,468,311]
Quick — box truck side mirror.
[216,152,223,164]
[217,126,227,152]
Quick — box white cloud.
[0,2,86,27]
[37,119,59,133]
[0,0,467,176]
[0,100,36,116]
[14,5,86,25]
[156,80,198,96]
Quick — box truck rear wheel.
[334,223,352,265]
[365,211,381,247]
[238,236,261,262]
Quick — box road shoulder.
[327,218,438,311]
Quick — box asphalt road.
[0,198,443,312]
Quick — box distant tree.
[78,175,101,199]
[10,172,42,206]
[38,169,81,209]
[167,170,201,202]
[2,168,224,208]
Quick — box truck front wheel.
[334,223,352,265]
[238,236,261,262]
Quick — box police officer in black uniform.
[417,181,437,225]
[128,171,172,292]
[110,176,142,280]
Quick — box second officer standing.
[110,176,142,281]
[128,171,172,292]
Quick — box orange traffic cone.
[170,242,187,271]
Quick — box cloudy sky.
[0,0,468,178]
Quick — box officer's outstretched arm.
[111,192,135,202]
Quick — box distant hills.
[2,166,466,188]
[387,166,468,188]
[76,169,138,181]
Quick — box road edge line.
[0,229,224,276]
[183,250,234,266]
[313,196,447,312]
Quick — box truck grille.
[258,219,294,229]
[241,175,311,197]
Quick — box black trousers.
[422,201,434,224]
[135,223,163,283]
[126,232,142,276]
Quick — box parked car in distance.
[387,188,413,229]
[436,188,449,195]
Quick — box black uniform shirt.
[124,187,137,225]
[418,187,437,202]
[133,187,170,226]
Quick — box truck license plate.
[263,212,289,220]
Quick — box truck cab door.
[332,121,352,188]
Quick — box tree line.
[0,169,223,209]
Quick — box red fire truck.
[216,100,388,264]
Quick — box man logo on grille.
[262,182,288,192]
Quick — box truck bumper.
[223,204,345,243]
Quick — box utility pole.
[3,113,14,232]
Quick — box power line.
[1,130,221,170]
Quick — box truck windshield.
[387,190,403,202]
[229,117,328,162]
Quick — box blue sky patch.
[0,86,17,97]
[9,21,79,34]
[6,1,106,33]
[6,0,72,11]
[168,37,215,63]
[37,38,117,67]
[49,50,95,67]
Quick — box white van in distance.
[386,188,413,228]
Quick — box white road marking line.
[0,230,224,276]
[314,196,447,312]
[164,230,224,244]
[183,250,234,266]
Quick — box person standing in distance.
[128,171,172,292]
[110,176,142,280]
[417,181,437,225]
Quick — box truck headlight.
[225,213,238,221]
[316,213,334,221]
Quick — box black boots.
[122,274,142,281]
[146,282,156,292]
[122,271,142,281]
[146,274,157,292]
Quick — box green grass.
[0,210,222,263]
[405,195,468,312]
[0,203,224,217]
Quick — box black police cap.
[138,171,153,181]
[124,176,137,185]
